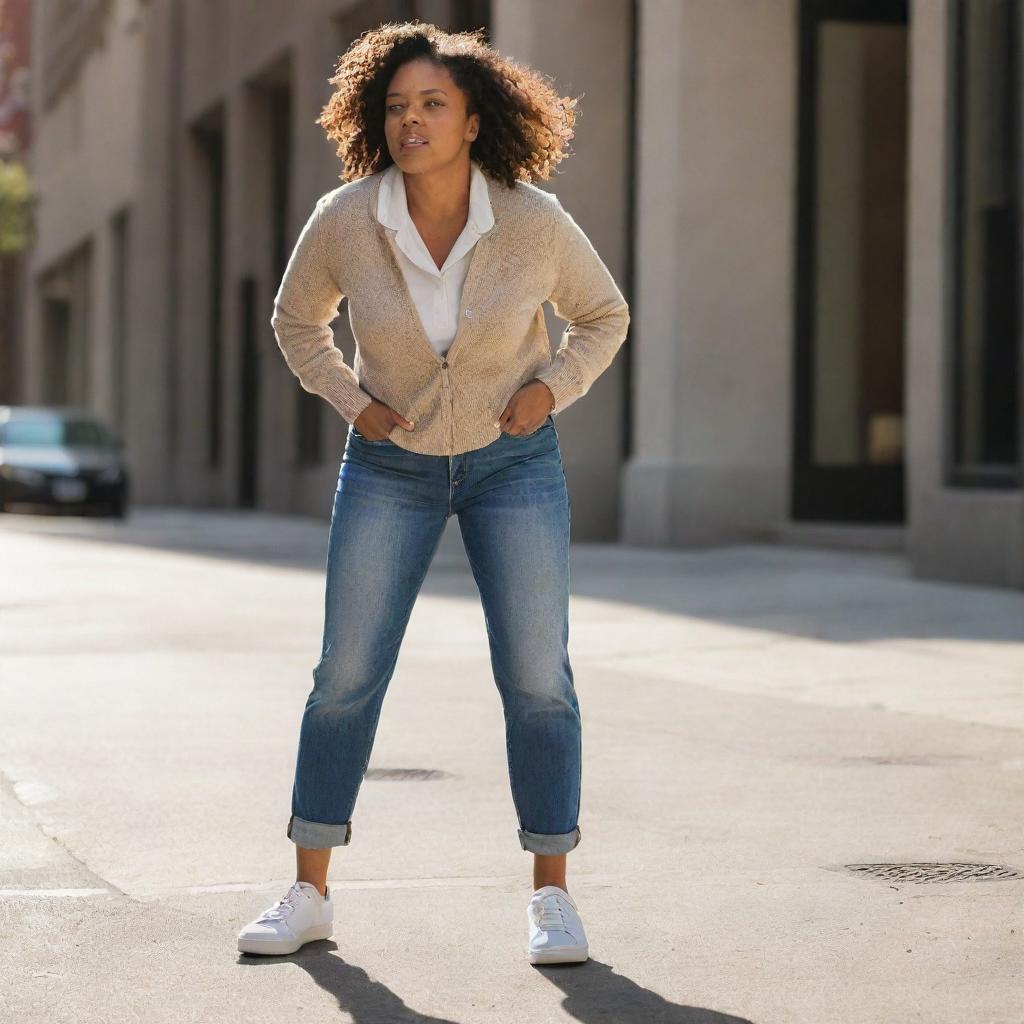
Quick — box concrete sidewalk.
[1,507,1021,1023]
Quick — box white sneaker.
[237,881,333,955]
[526,884,589,964]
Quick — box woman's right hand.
[353,400,415,441]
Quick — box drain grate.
[844,862,1024,883]
[364,768,452,781]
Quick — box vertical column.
[122,0,178,501]
[621,0,686,545]
[222,81,259,508]
[623,0,797,548]
[491,0,633,540]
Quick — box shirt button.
[465,308,473,318]
[441,360,448,368]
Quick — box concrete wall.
[622,0,797,547]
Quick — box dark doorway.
[238,276,259,507]
[193,106,226,470]
[793,0,908,522]
[42,297,71,405]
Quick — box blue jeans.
[287,414,582,855]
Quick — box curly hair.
[317,20,579,188]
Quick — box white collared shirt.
[375,158,495,357]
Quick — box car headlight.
[0,465,46,485]
[95,466,122,483]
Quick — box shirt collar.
[375,158,495,236]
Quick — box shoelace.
[259,884,309,922]
[530,894,570,932]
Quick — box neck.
[402,157,473,224]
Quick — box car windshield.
[0,418,115,448]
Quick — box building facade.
[24,0,142,430]
[0,0,33,407]
[19,0,1024,589]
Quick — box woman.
[237,21,629,964]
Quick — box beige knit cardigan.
[270,165,630,456]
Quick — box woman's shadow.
[239,942,755,1023]
[531,958,755,1024]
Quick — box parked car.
[0,405,130,518]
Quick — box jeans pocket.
[351,426,394,445]
[509,415,554,440]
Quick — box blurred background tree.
[0,158,32,253]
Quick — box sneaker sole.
[527,943,589,964]
[237,922,333,956]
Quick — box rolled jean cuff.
[287,814,352,848]
[518,825,581,854]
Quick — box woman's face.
[384,57,479,173]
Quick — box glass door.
[793,0,908,521]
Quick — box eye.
[387,100,443,112]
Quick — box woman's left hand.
[496,380,556,435]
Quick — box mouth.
[400,137,428,150]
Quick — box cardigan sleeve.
[532,196,631,415]
[270,197,375,425]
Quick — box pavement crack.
[0,766,136,902]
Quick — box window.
[949,0,1023,486]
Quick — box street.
[1,508,1022,1023]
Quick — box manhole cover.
[364,768,452,781]
[844,862,1024,883]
